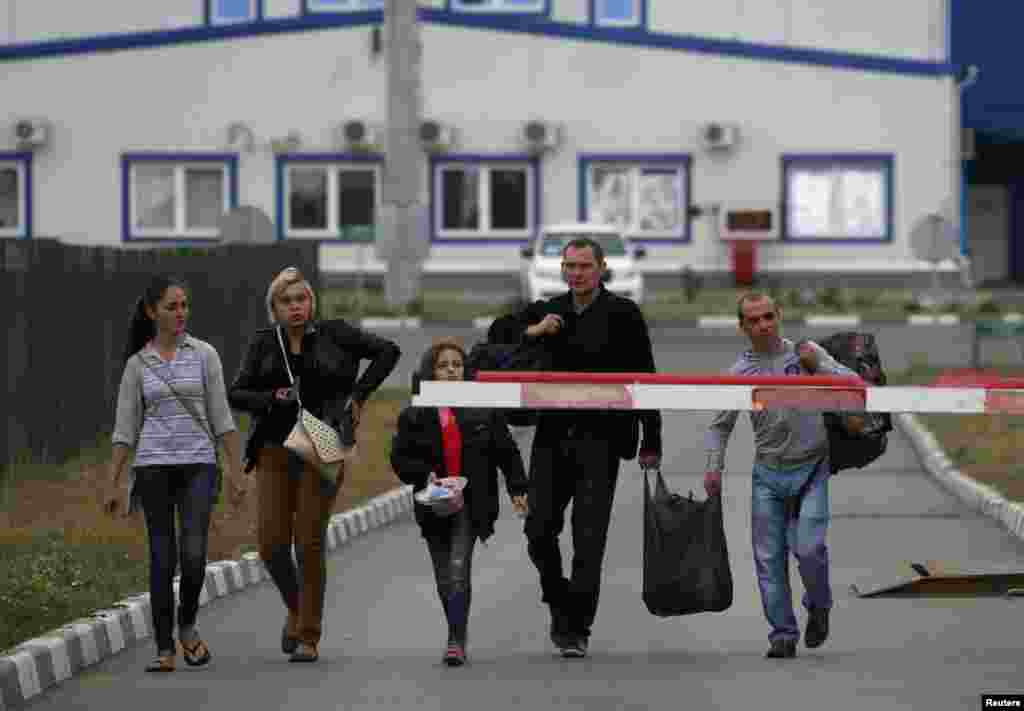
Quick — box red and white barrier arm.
[411,372,1024,415]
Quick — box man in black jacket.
[517,237,662,658]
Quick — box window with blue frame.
[580,156,690,240]
[0,154,31,238]
[593,0,642,27]
[281,158,381,242]
[433,158,537,240]
[782,155,893,242]
[208,0,261,25]
[123,155,237,241]
[305,0,383,12]
[450,0,546,13]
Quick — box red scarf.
[438,407,463,478]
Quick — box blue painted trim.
[0,152,33,239]
[577,153,692,244]
[0,5,953,77]
[588,0,647,30]
[428,154,541,245]
[121,152,239,244]
[445,0,550,18]
[780,153,895,244]
[276,152,385,243]
[421,8,954,77]
[205,0,265,26]
[0,12,380,63]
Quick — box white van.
[519,223,647,304]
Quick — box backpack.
[465,313,552,427]
[818,332,893,475]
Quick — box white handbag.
[276,326,347,485]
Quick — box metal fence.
[0,239,320,469]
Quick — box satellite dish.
[218,205,275,244]
[909,213,958,264]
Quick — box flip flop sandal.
[180,638,212,667]
[144,654,176,673]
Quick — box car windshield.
[539,233,628,257]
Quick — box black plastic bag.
[642,468,733,617]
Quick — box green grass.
[0,530,149,654]
[319,286,1018,322]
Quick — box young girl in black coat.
[390,337,529,666]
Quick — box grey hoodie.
[704,338,856,472]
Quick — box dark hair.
[122,275,189,367]
[561,237,605,263]
[736,291,778,323]
[411,337,467,394]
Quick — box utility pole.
[379,0,429,312]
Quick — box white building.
[0,0,959,288]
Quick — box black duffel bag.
[642,467,733,617]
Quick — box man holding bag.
[704,292,857,659]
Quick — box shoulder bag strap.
[274,325,305,410]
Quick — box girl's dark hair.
[122,275,189,367]
[411,337,467,395]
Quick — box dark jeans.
[134,463,218,654]
[525,423,620,639]
[424,506,477,646]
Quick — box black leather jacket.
[229,319,401,472]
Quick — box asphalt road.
[21,329,1024,710]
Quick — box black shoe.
[560,636,588,659]
[805,607,830,649]
[281,625,299,655]
[765,639,797,659]
[549,607,571,649]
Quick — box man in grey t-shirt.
[704,292,858,660]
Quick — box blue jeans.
[751,458,832,643]
[134,463,218,654]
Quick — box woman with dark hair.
[390,337,529,667]
[105,275,245,673]
[229,266,401,663]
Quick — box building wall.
[0,0,956,278]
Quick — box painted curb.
[895,414,1024,542]
[0,486,415,711]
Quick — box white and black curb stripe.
[0,485,415,711]
[896,414,1024,542]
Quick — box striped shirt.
[112,334,236,467]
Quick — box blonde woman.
[229,267,400,662]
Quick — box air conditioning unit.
[419,119,456,153]
[521,120,563,154]
[700,122,739,152]
[13,118,50,149]
[337,119,379,151]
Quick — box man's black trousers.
[524,420,621,639]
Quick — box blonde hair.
[266,266,317,325]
